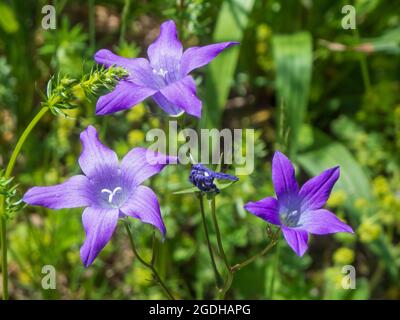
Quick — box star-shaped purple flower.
[94,20,238,118]
[244,151,354,256]
[23,125,177,267]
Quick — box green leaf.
[214,179,235,191]
[298,138,371,205]
[0,3,19,34]
[360,27,400,54]
[273,32,312,158]
[172,186,199,195]
[201,0,255,129]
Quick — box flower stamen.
[285,209,300,227]
[153,68,168,77]
[101,187,122,204]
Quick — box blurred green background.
[0,0,400,299]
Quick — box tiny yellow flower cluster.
[255,24,273,71]
[126,103,146,123]
[358,220,382,243]
[354,198,368,210]
[327,190,347,208]
[128,130,145,146]
[333,247,354,265]
[373,176,390,196]
[324,266,344,290]
[372,176,400,225]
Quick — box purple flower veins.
[94,20,238,118]
[244,151,354,256]
[189,163,238,193]
[23,125,177,267]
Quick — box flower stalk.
[197,192,223,289]
[268,242,280,299]
[231,236,279,273]
[0,216,7,300]
[150,229,157,267]
[5,107,49,180]
[0,106,49,300]
[204,194,278,300]
[124,220,175,300]
[208,195,233,300]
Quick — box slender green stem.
[209,196,233,300]
[231,238,278,273]
[119,0,131,45]
[150,229,157,267]
[268,241,280,299]
[353,28,371,92]
[0,106,49,300]
[198,193,223,289]
[5,107,49,179]
[358,53,370,91]
[1,217,7,300]
[124,221,175,300]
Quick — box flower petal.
[78,125,119,179]
[80,207,119,267]
[95,50,160,89]
[299,209,354,235]
[147,20,182,75]
[120,186,166,237]
[159,76,202,117]
[299,166,340,211]
[152,91,183,115]
[94,49,135,69]
[180,42,239,76]
[244,197,280,225]
[23,175,92,209]
[272,151,299,201]
[96,81,156,115]
[125,58,163,89]
[282,227,309,256]
[120,147,177,188]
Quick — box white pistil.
[153,68,168,77]
[101,187,122,204]
[289,210,298,217]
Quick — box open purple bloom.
[244,151,353,256]
[189,163,238,193]
[23,125,177,267]
[94,20,238,118]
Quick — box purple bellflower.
[23,126,177,267]
[94,20,238,118]
[244,151,353,256]
[189,163,238,193]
